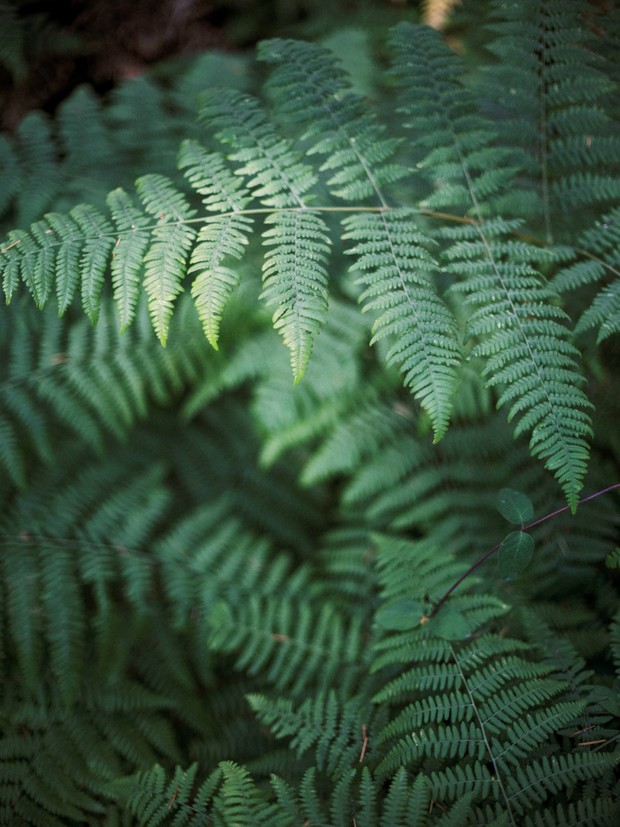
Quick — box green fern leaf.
[200,88,316,208]
[261,210,331,383]
[258,38,405,204]
[208,595,363,696]
[70,204,114,325]
[106,188,151,333]
[247,691,366,778]
[344,209,460,441]
[507,752,620,816]
[390,22,593,507]
[136,174,197,345]
[480,0,619,238]
[15,112,61,227]
[39,541,85,705]
[178,142,253,349]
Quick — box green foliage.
[1,3,620,825]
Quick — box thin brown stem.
[426,482,620,620]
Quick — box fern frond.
[507,752,620,816]
[57,85,115,210]
[446,227,593,510]
[208,595,363,696]
[136,174,196,345]
[553,207,620,342]
[70,203,114,324]
[178,141,253,349]
[200,88,316,208]
[344,208,461,440]
[481,0,620,237]
[0,134,20,217]
[247,690,367,779]
[261,210,330,382]
[113,760,292,826]
[14,112,62,227]
[520,798,620,827]
[258,37,404,204]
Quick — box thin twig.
[425,482,620,621]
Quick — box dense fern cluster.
[1,1,620,824]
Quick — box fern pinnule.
[178,141,253,349]
[106,188,151,332]
[261,210,330,383]
[344,209,460,441]
[481,0,620,237]
[70,203,114,325]
[136,174,196,346]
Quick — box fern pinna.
[1,3,620,825]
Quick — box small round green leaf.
[376,598,423,631]
[605,547,620,569]
[496,488,534,525]
[497,531,535,580]
[429,606,472,641]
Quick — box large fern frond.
[344,208,460,440]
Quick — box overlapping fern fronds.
[389,22,594,509]
[1,7,620,824]
[2,19,614,503]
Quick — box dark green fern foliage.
[1,3,620,825]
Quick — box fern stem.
[427,482,620,619]
[1,207,484,257]
[450,644,518,827]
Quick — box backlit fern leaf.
[136,174,196,345]
[70,203,114,325]
[178,141,253,349]
[344,208,461,440]
[553,207,620,343]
